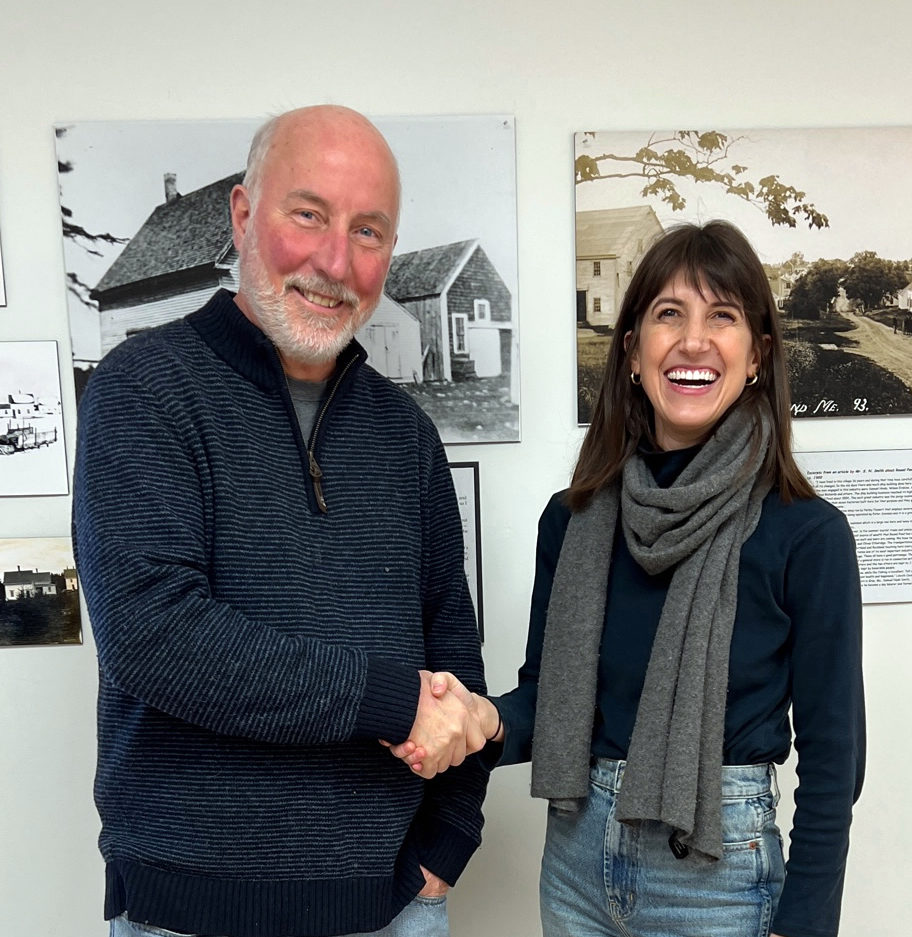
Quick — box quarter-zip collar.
[186,289,369,394]
[188,289,368,514]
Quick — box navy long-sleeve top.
[495,447,864,937]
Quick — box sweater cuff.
[352,656,421,744]
[414,815,482,887]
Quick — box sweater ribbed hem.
[104,857,425,937]
[353,656,421,744]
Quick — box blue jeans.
[540,759,785,937]
[110,894,448,937]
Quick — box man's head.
[231,106,400,380]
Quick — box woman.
[396,221,864,937]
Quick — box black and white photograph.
[56,115,520,443]
[575,127,912,424]
[0,340,68,496]
[0,537,82,647]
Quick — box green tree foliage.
[842,251,910,312]
[784,259,848,320]
[576,131,828,230]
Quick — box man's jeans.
[110,894,448,937]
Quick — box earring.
[630,371,641,386]
[745,372,759,386]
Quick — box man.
[73,106,488,937]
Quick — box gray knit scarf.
[530,407,772,860]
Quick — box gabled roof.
[575,205,662,259]
[4,570,39,586]
[92,171,243,296]
[385,239,477,300]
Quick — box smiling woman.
[629,275,762,450]
[391,221,866,937]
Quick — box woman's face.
[628,274,764,451]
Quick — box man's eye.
[357,226,378,238]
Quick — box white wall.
[1,2,910,934]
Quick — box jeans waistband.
[590,758,777,800]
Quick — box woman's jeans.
[540,759,785,937]
[110,894,448,937]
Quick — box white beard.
[238,231,377,365]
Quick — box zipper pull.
[308,451,328,514]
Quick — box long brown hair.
[568,220,813,510]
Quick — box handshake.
[382,671,503,779]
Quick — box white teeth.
[666,369,718,383]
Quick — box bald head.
[242,106,400,222]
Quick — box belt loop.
[769,763,779,801]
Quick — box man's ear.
[229,185,252,250]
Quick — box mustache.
[283,274,361,310]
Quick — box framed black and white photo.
[0,537,82,647]
[0,341,68,496]
[575,127,912,424]
[449,461,484,640]
[56,115,520,443]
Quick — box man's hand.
[418,864,449,897]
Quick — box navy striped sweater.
[73,290,487,937]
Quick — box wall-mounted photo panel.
[795,449,912,605]
[56,116,520,444]
[0,341,68,496]
[0,537,82,647]
[575,127,912,424]
[449,461,484,640]
[0,220,6,306]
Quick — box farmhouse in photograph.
[3,568,58,601]
[356,293,423,384]
[90,175,514,387]
[899,281,912,311]
[575,205,662,328]
[91,172,243,358]
[384,239,513,382]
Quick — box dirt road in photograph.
[843,314,912,391]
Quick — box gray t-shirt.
[285,376,328,443]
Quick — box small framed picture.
[449,461,484,640]
[0,341,69,496]
[1,537,82,647]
